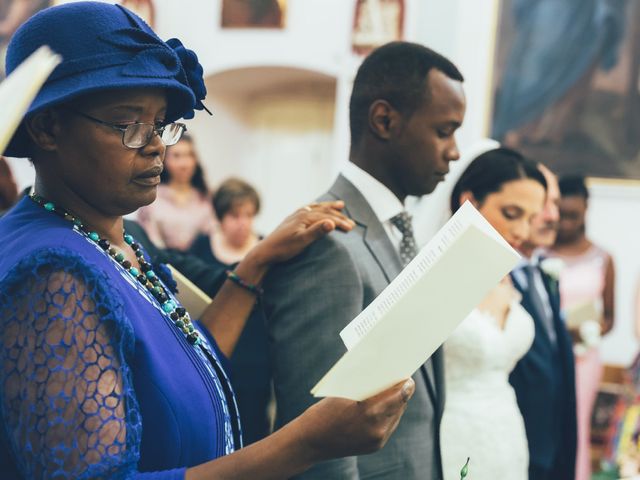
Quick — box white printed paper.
[167,265,212,320]
[311,202,521,401]
[0,46,61,154]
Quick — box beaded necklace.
[29,192,203,347]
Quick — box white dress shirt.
[341,162,408,249]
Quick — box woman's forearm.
[185,414,318,480]
[199,248,270,357]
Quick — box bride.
[438,147,547,480]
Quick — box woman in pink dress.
[138,133,214,250]
[548,175,615,480]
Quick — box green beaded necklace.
[30,192,203,347]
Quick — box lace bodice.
[444,302,535,395]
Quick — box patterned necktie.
[390,211,418,267]
[524,264,557,346]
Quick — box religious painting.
[221,0,286,29]
[0,0,50,79]
[352,0,404,55]
[120,0,156,29]
[491,0,640,179]
[0,0,156,79]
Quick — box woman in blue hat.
[0,3,414,478]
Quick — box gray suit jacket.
[263,175,444,479]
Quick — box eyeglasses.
[65,109,187,149]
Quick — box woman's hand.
[185,379,415,480]
[300,379,415,461]
[250,200,355,267]
[205,201,354,357]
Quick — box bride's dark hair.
[450,147,547,213]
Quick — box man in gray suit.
[263,42,466,479]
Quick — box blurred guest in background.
[138,133,214,250]
[191,177,261,267]
[189,177,269,446]
[548,174,615,480]
[441,148,546,480]
[509,164,577,480]
[0,156,18,215]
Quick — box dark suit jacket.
[264,175,444,480]
[509,267,577,479]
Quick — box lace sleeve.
[0,248,184,480]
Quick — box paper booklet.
[167,265,212,320]
[565,299,601,330]
[311,201,522,401]
[0,46,61,155]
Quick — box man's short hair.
[349,41,464,144]
[559,175,589,200]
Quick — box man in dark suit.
[263,42,466,479]
[509,163,577,480]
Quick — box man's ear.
[459,190,479,208]
[24,109,63,152]
[368,99,400,141]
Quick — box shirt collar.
[342,162,405,224]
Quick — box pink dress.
[548,245,611,480]
[138,184,214,251]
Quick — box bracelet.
[225,270,264,297]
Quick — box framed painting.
[221,0,286,29]
[0,0,156,79]
[491,0,640,179]
[352,0,404,55]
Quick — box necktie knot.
[391,211,414,236]
[390,211,417,267]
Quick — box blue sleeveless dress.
[0,197,241,479]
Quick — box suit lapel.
[328,175,402,281]
[539,271,561,321]
[511,270,556,349]
[328,175,439,406]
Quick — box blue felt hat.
[4,1,208,158]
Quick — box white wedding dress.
[440,301,535,480]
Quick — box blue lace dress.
[0,198,242,479]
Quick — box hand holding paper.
[311,202,521,401]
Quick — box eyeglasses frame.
[64,108,187,149]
